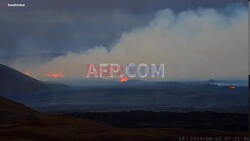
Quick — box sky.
[0,0,248,81]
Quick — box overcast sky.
[0,0,247,55]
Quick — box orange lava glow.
[24,70,31,76]
[229,86,236,89]
[120,77,129,83]
[46,72,64,79]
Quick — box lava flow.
[120,77,129,83]
[229,86,236,89]
[46,72,64,79]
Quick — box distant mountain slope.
[0,64,46,95]
[0,64,69,97]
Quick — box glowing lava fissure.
[46,72,64,79]
[229,86,236,89]
[120,77,129,83]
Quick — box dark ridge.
[0,64,47,95]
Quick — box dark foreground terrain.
[0,96,249,141]
[0,116,249,141]
[68,111,248,132]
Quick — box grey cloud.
[0,0,247,58]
